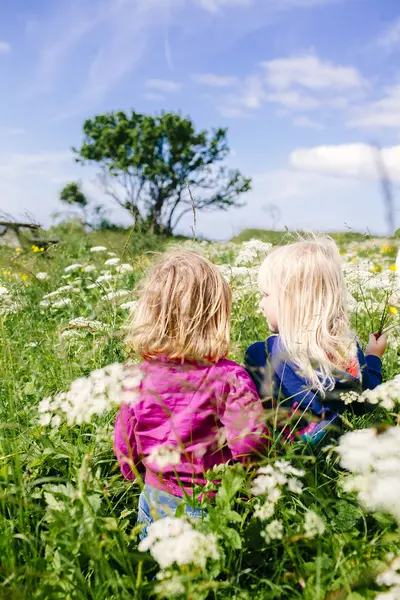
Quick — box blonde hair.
[126,250,232,362]
[258,235,356,395]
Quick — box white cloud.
[262,54,366,91]
[376,17,400,49]
[290,143,400,182]
[145,79,182,92]
[143,92,166,102]
[197,0,252,13]
[348,85,400,129]
[218,75,265,116]
[216,52,364,119]
[0,41,11,54]
[191,73,238,87]
[266,90,321,110]
[292,116,323,130]
[31,0,184,115]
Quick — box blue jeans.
[137,484,203,540]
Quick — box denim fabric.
[137,484,204,540]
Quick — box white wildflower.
[61,330,85,341]
[52,298,72,309]
[67,317,107,332]
[376,555,400,600]
[120,300,138,311]
[26,342,37,348]
[154,571,185,597]
[254,501,275,520]
[116,263,134,273]
[90,246,107,253]
[95,273,114,283]
[262,519,284,542]
[38,364,143,427]
[147,445,181,470]
[102,290,130,302]
[376,589,400,600]
[358,376,400,411]
[303,511,325,538]
[43,285,75,300]
[337,427,400,522]
[36,272,48,280]
[104,257,120,266]
[64,264,83,273]
[39,413,52,426]
[274,460,305,478]
[287,478,304,494]
[0,286,9,296]
[340,391,361,405]
[235,239,272,266]
[139,517,219,569]
[83,265,97,273]
[107,251,117,256]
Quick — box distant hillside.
[231,228,381,246]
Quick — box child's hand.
[365,332,387,359]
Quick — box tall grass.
[0,226,399,599]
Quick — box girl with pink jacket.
[114,250,268,536]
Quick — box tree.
[72,110,251,234]
[60,181,88,209]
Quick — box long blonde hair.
[126,250,232,362]
[258,235,356,395]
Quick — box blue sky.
[1,0,400,239]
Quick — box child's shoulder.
[245,335,281,365]
[216,358,249,376]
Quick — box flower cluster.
[303,510,325,538]
[337,427,400,522]
[66,317,107,332]
[341,376,400,411]
[251,460,304,520]
[376,555,400,600]
[0,284,20,316]
[38,363,143,427]
[147,444,182,470]
[138,516,219,570]
[235,239,272,266]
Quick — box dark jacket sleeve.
[244,342,268,397]
[364,355,383,389]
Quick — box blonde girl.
[245,236,386,443]
[114,250,268,536]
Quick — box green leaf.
[222,526,242,550]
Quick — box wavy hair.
[258,235,356,395]
[126,250,232,362]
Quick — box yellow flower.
[32,245,39,253]
[389,306,398,315]
[15,247,21,253]
[370,265,380,273]
[40,247,45,252]
[389,264,397,272]
[20,274,28,282]
[381,244,394,254]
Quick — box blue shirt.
[244,335,382,443]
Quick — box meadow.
[1,222,400,600]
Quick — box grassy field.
[0,222,399,600]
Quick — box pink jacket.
[114,358,268,497]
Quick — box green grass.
[0,225,399,600]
